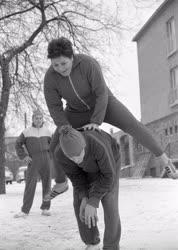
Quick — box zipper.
[68,75,90,110]
[37,128,42,153]
[37,127,45,162]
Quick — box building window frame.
[169,66,178,106]
[170,66,178,89]
[166,17,177,56]
[165,128,168,136]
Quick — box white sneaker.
[85,244,100,250]
[41,209,51,216]
[14,211,28,218]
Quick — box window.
[169,66,178,106]
[170,66,178,89]
[166,17,176,54]
[165,128,168,136]
[135,141,143,152]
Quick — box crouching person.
[55,127,121,250]
[14,109,52,218]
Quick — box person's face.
[68,148,85,164]
[51,56,73,76]
[33,115,43,128]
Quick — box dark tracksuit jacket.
[55,130,121,249]
[15,125,52,213]
[44,54,163,156]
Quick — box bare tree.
[0,0,123,194]
[0,0,162,194]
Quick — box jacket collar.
[72,54,82,69]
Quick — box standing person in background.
[55,127,121,250]
[44,37,178,188]
[14,109,53,218]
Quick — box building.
[115,0,178,178]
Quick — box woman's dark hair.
[47,37,73,59]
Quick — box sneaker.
[85,244,100,250]
[44,180,69,201]
[165,160,178,179]
[14,211,28,218]
[41,209,51,216]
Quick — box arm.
[82,134,116,229]
[15,133,28,160]
[87,134,116,208]
[87,57,108,125]
[49,128,59,154]
[44,72,70,127]
[67,170,89,200]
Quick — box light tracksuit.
[15,125,52,214]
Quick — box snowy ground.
[0,178,178,250]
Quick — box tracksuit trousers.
[21,152,51,214]
[73,160,121,250]
[65,95,162,156]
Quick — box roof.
[133,0,173,41]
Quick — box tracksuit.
[15,125,52,214]
[55,130,121,250]
[44,53,163,156]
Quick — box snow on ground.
[0,178,178,250]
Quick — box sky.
[100,0,164,133]
[5,0,164,136]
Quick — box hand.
[24,156,32,165]
[79,197,88,222]
[84,204,98,229]
[82,123,100,132]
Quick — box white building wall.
[136,0,178,124]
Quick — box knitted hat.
[59,127,86,158]
[32,109,43,118]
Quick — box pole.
[24,112,27,129]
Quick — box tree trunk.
[0,118,5,194]
[0,58,11,194]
